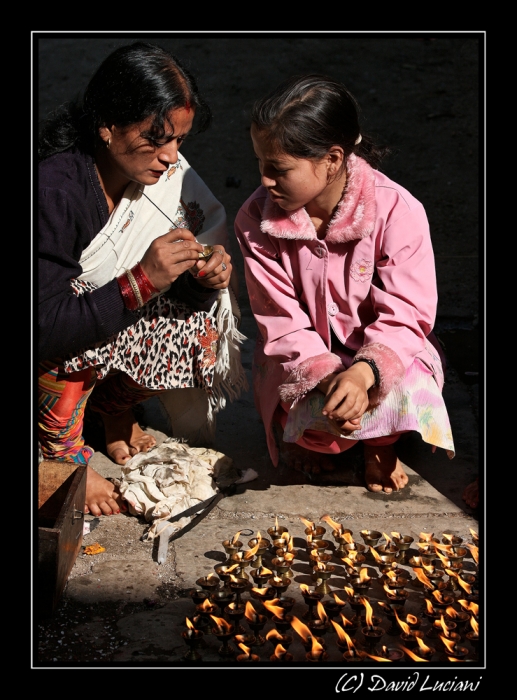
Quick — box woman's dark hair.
[250,74,389,169]
[39,42,211,160]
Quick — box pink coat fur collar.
[260,153,377,244]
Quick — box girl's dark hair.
[39,42,211,160]
[250,74,389,169]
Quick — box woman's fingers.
[193,247,232,288]
[140,228,204,289]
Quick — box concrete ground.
[35,310,481,669]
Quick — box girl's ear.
[327,146,345,176]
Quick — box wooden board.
[37,462,87,617]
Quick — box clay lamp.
[267,517,289,542]
[322,591,347,619]
[244,600,268,645]
[349,567,373,596]
[442,532,463,547]
[235,641,260,662]
[313,560,336,595]
[321,514,354,557]
[210,614,236,657]
[300,516,326,542]
[361,597,385,654]
[390,531,414,564]
[214,563,240,591]
[378,645,405,662]
[440,634,469,661]
[271,555,294,581]
[247,531,270,570]
[270,643,294,662]
[228,574,249,606]
[395,610,425,650]
[222,531,243,563]
[377,601,406,636]
[268,575,292,597]
[182,617,204,661]
[250,565,273,587]
[360,529,382,548]
[196,573,219,594]
[290,615,326,653]
[299,583,324,620]
[332,618,362,655]
[444,605,471,632]
[189,587,210,607]
[224,601,247,635]
[307,600,331,637]
[426,614,457,641]
[265,627,293,652]
[464,615,480,654]
[262,598,293,634]
[306,635,329,662]
[195,596,218,631]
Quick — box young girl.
[235,74,455,494]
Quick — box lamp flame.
[400,645,429,662]
[316,601,328,623]
[382,532,392,544]
[359,567,371,583]
[439,615,449,636]
[344,585,355,597]
[416,635,433,654]
[300,517,315,530]
[425,599,435,614]
[366,652,391,662]
[243,541,260,560]
[244,600,257,622]
[466,544,479,564]
[391,531,401,539]
[457,577,472,594]
[321,514,343,533]
[266,628,285,641]
[470,617,479,635]
[210,615,233,634]
[237,642,251,658]
[419,532,434,542]
[333,592,346,605]
[263,599,284,619]
[441,636,457,653]
[413,567,434,589]
[310,636,324,659]
[395,610,410,635]
[445,606,458,618]
[435,551,451,567]
[185,617,195,630]
[331,620,349,644]
[406,614,419,626]
[200,598,213,610]
[369,546,382,563]
[232,531,241,545]
[362,597,374,627]
[469,528,478,539]
[290,615,312,643]
[274,643,287,659]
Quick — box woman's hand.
[139,228,204,291]
[317,363,375,433]
[190,245,232,290]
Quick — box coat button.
[327,303,338,316]
[314,246,326,258]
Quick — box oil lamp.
[379,645,405,661]
[228,574,249,606]
[321,514,354,557]
[266,627,293,651]
[382,582,409,605]
[413,634,436,660]
[464,615,479,653]
[234,633,257,654]
[224,601,247,634]
[440,635,469,661]
[313,560,336,595]
[306,635,328,662]
[390,532,414,563]
[210,615,236,657]
[267,517,289,541]
[236,642,260,662]
[349,567,372,596]
[300,516,326,541]
[341,553,366,576]
[331,619,361,654]
[249,585,275,606]
[268,575,292,596]
[442,532,463,546]
[434,543,468,566]
[290,615,324,651]
[244,600,268,645]
[420,562,444,586]
[395,610,424,649]
[195,597,218,631]
[182,617,204,661]
[377,601,405,636]
[469,528,479,547]
[276,595,296,614]
[214,563,240,590]
[189,587,210,606]
[195,573,219,593]
[339,610,361,633]
[222,532,243,563]
[360,529,382,548]
[247,532,270,570]
[444,605,471,632]
[400,644,432,662]
[210,588,235,610]
[426,614,457,640]
[308,601,331,636]
[376,539,400,562]
[309,548,333,566]
[271,555,294,581]
[250,565,274,587]
[361,598,385,654]
[323,592,347,619]
[230,551,252,580]
[270,643,294,662]
[263,598,293,634]
[300,583,324,620]
[427,588,455,610]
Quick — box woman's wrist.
[117,262,161,310]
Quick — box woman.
[38,42,246,516]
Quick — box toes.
[367,483,383,493]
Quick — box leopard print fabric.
[64,279,218,392]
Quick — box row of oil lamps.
[181,516,480,663]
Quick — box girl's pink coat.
[234,154,444,465]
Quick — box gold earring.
[106,138,111,149]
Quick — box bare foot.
[85,465,127,516]
[364,443,409,494]
[462,478,478,509]
[101,409,157,465]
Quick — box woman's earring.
[106,138,111,149]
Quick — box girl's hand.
[317,363,376,431]
[139,228,204,292]
[190,245,233,290]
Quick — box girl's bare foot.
[85,465,127,516]
[101,409,157,465]
[364,443,409,494]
